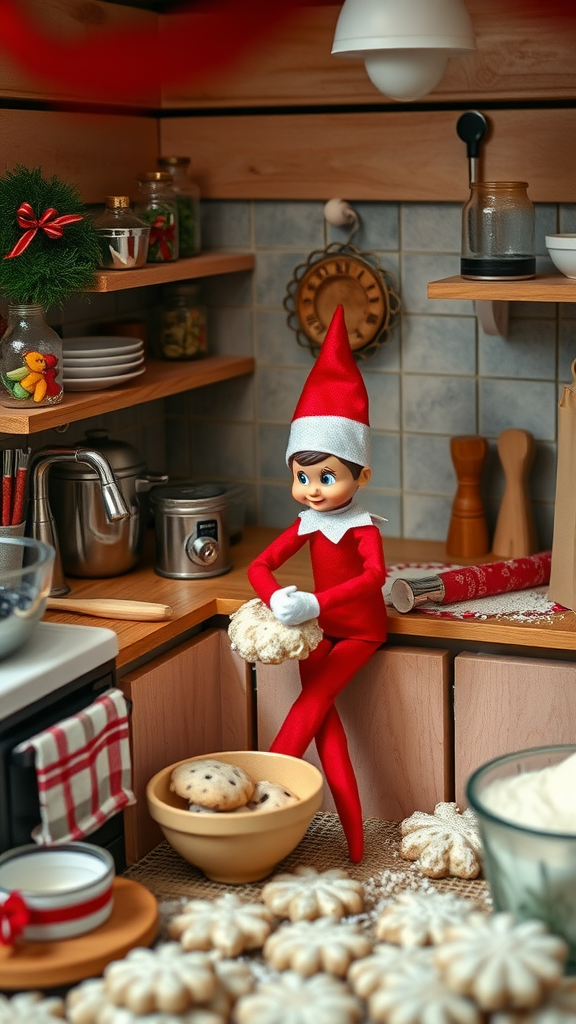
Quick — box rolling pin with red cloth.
[390,551,552,613]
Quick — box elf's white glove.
[270,585,320,626]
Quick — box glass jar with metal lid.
[150,482,232,578]
[157,156,201,257]
[93,196,150,270]
[134,172,179,262]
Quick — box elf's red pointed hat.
[285,305,371,468]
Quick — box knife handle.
[47,598,173,621]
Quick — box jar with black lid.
[134,172,179,262]
[461,181,535,280]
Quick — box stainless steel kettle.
[48,429,167,578]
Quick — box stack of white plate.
[62,336,146,392]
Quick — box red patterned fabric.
[439,551,551,604]
[14,688,135,845]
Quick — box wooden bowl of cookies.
[146,751,324,884]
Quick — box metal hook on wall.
[323,198,360,245]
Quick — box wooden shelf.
[90,252,255,292]
[0,356,255,435]
[427,273,576,303]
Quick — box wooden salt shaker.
[446,435,490,558]
[492,428,539,559]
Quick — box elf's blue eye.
[320,472,336,485]
[297,471,309,485]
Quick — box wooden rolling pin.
[46,598,173,621]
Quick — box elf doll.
[248,305,387,862]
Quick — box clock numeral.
[335,260,350,275]
[366,312,380,325]
[306,314,322,332]
[314,265,330,280]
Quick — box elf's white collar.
[298,501,387,543]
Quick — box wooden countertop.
[42,528,576,670]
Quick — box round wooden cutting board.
[0,877,158,990]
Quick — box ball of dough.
[170,759,254,811]
[228,598,322,665]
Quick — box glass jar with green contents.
[160,283,208,360]
[157,156,201,258]
[134,172,179,262]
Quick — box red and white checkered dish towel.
[15,688,135,845]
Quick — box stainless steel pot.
[48,429,167,578]
[150,482,232,579]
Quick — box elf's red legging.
[269,636,381,863]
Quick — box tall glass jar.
[461,181,535,280]
[159,283,208,360]
[134,172,179,263]
[0,304,63,407]
[157,156,201,258]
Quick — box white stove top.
[0,622,119,720]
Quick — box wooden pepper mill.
[492,428,539,559]
[446,435,490,559]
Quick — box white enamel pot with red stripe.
[0,842,115,942]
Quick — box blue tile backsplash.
[5,197,576,552]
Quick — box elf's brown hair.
[289,450,363,480]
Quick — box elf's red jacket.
[248,519,387,643]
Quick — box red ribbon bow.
[149,215,175,261]
[4,201,83,259]
[0,892,30,945]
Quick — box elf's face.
[292,456,371,513]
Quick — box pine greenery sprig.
[0,165,101,307]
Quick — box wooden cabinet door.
[120,628,252,863]
[256,646,452,821]
[454,652,576,807]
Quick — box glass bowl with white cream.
[467,744,576,971]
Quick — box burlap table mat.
[123,812,491,914]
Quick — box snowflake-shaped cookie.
[263,917,372,976]
[66,978,228,1024]
[261,866,364,921]
[400,803,483,879]
[234,970,363,1024]
[168,894,274,956]
[434,912,568,1011]
[0,993,65,1023]
[375,891,478,946]
[211,957,255,1003]
[347,944,436,998]
[367,962,481,1024]
[103,944,218,1014]
[490,977,576,1023]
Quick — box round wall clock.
[284,243,401,359]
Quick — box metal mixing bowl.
[96,227,150,270]
[0,537,55,661]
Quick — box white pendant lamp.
[332,0,476,102]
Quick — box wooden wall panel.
[1,109,158,205]
[0,0,159,107]
[454,652,576,808]
[161,1,576,108]
[257,646,452,822]
[161,107,576,202]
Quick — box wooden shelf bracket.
[475,299,509,338]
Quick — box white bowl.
[62,367,146,391]
[63,356,144,378]
[0,842,115,941]
[545,234,576,278]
